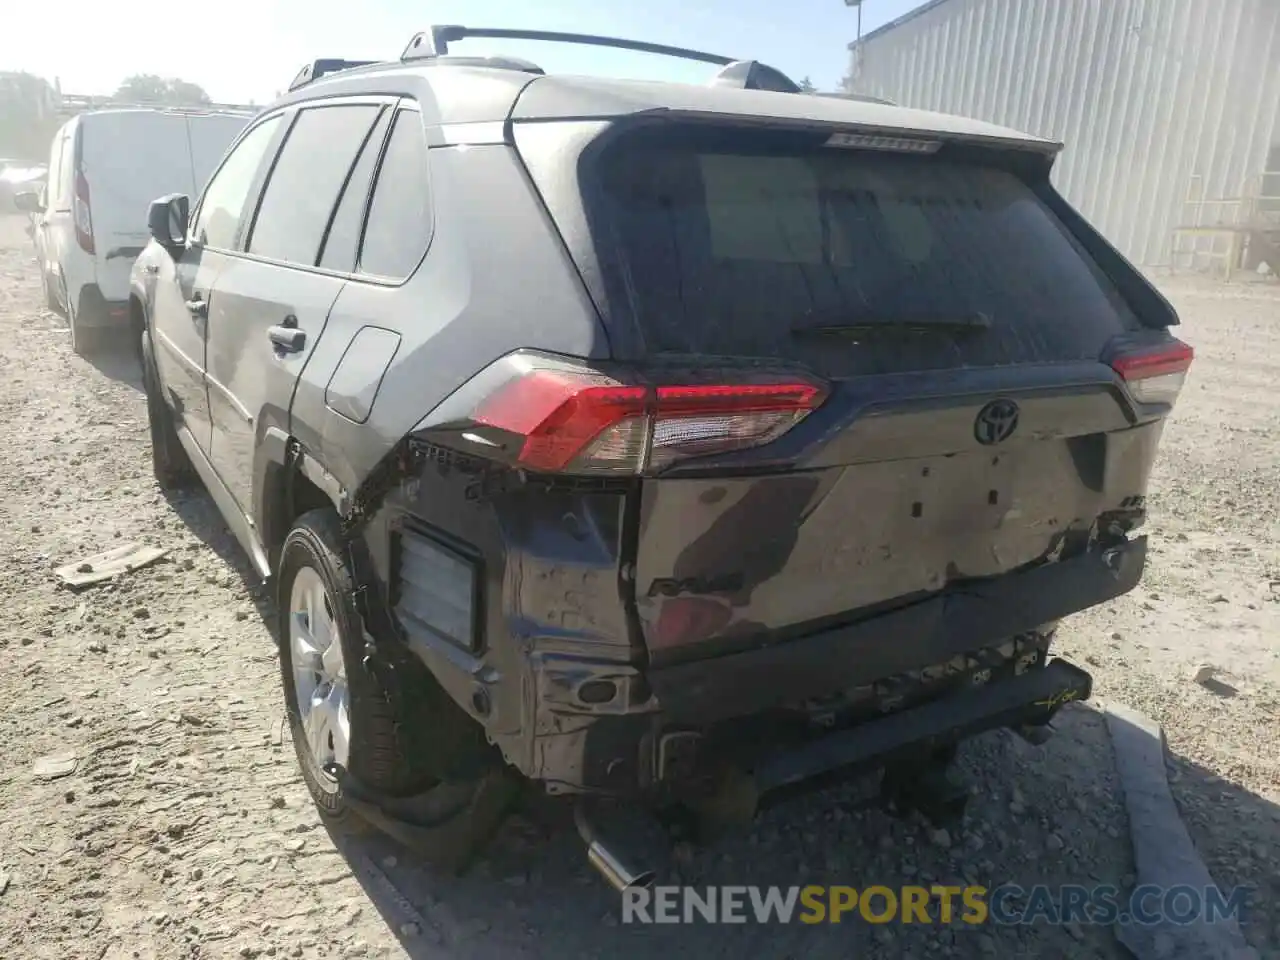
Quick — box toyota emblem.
[974,398,1020,445]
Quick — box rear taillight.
[1110,339,1193,406]
[73,169,95,255]
[461,355,826,474]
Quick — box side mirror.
[14,191,44,214]
[147,193,190,251]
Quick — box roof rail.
[288,58,380,92]
[55,95,259,119]
[400,25,802,93]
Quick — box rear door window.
[247,104,383,266]
[594,127,1140,376]
[358,109,431,280]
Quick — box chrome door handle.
[185,297,207,318]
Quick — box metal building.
[846,0,1280,270]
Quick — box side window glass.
[53,133,72,209]
[359,110,432,280]
[317,108,392,272]
[192,115,282,250]
[247,104,383,266]
[47,136,62,207]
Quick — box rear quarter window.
[357,109,432,281]
[592,127,1141,376]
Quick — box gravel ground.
[0,213,1277,960]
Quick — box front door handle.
[185,296,207,318]
[268,325,306,352]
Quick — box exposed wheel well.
[262,459,336,573]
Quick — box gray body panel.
[150,248,221,454]
[205,256,345,518]
[288,143,609,502]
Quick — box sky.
[0,0,924,105]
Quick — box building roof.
[849,0,958,48]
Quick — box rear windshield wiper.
[791,312,993,338]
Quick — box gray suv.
[130,26,1192,886]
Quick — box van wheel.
[140,330,196,490]
[66,283,105,357]
[43,271,63,316]
[69,314,106,356]
[277,509,506,863]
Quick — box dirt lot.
[0,212,1277,960]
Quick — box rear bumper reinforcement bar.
[752,657,1093,797]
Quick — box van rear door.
[185,113,253,194]
[79,111,194,300]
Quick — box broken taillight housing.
[451,353,826,474]
[1109,339,1194,406]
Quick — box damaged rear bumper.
[398,536,1142,799]
[646,536,1143,727]
[751,656,1092,798]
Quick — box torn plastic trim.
[286,438,350,515]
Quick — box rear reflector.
[470,360,826,474]
[1110,340,1193,405]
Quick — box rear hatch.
[516,120,1188,664]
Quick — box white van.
[23,107,251,354]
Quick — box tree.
[0,71,60,161]
[798,76,818,93]
[114,74,211,106]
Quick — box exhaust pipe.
[574,800,657,893]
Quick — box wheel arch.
[257,427,350,573]
[129,292,148,364]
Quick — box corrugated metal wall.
[848,0,1280,266]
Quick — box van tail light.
[435,353,827,474]
[1109,339,1194,405]
[73,170,95,255]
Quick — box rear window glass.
[594,129,1139,375]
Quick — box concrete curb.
[1104,702,1260,960]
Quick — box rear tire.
[66,282,107,357]
[277,509,505,861]
[69,316,106,357]
[140,330,196,490]
[43,270,62,315]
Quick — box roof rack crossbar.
[402,25,736,67]
[289,58,379,93]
